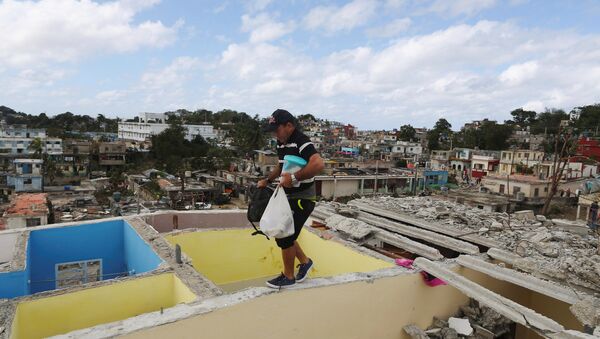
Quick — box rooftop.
[4,193,48,217]
[0,202,596,338]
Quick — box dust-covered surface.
[345,196,600,295]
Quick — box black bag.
[247,186,274,239]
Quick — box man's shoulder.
[291,130,311,143]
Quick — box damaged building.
[0,197,598,338]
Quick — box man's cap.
[263,109,296,132]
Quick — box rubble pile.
[331,196,600,293]
[405,299,515,339]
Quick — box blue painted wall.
[0,269,29,298]
[123,221,163,275]
[0,219,163,298]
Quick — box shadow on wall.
[0,220,163,298]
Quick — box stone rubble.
[424,299,514,339]
[321,196,600,294]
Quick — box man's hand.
[280,173,292,188]
[257,179,269,188]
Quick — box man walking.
[258,109,324,288]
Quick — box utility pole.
[413,164,419,195]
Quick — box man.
[258,109,324,288]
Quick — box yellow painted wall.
[124,273,470,339]
[11,273,196,339]
[165,229,393,285]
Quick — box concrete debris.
[513,210,536,221]
[594,327,600,337]
[345,196,600,294]
[570,297,600,328]
[402,324,429,339]
[415,257,565,335]
[324,214,375,240]
[427,299,514,339]
[448,317,473,336]
[334,206,359,218]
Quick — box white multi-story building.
[118,113,217,142]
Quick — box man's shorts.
[275,198,316,249]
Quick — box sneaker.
[266,273,296,289]
[296,258,314,283]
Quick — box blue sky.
[1,0,600,130]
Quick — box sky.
[1,0,600,130]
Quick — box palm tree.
[28,137,44,159]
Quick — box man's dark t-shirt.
[276,128,318,199]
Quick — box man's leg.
[294,241,309,264]
[282,246,296,279]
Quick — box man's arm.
[258,165,282,188]
[280,153,324,187]
[294,153,324,181]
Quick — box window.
[534,188,539,197]
[499,184,505,194]
[513,186,521,195]
[24,178,32,184]
[55,259,102,289]
[26,218,41,227]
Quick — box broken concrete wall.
[0,232,19,264]
[460,266,584,334]
[143,211,251,233]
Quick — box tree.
[151,119,191,197]
[573,104,600,134]
[42,154,63,186]
[398,125,416,141]
[28,137,44,159]
[427,118,453,150]
[541,125,578,215]
[508,108,537,126]
[231,114,265,154]
[530,108,569,135]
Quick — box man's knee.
[276,236,295,249]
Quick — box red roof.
[4,193,49,217]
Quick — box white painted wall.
[0,232,18,263]
[5,215,48,230]
[320,180,360,199]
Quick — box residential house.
[498,150,544,175]
[430,150,450,170]
[471,152,500,179]
[7,159,43,192]
[315,173,414,199]
[56,140,91,183]
[2,193,49,229]
[98,142,126,169]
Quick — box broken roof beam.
[314,207,444,260]
[486,247,522,265]
[348,201,502,248]
[413,257,565,336]
[375,230,444,261]
[456,255,582,305]
[357,211,480,255]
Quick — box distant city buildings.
[118,112,217,142]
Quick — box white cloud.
[428,0,496,17]
[0,0,179,67]
[499,61,539,85]
[304,0,378,33]
[241,13,295,43]
[139,56,201,107]
[366,17,412,38]
[206,20,600,129]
